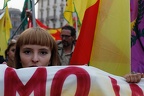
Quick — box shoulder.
[56,40,62,45]
[56,40,63,49]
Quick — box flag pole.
[31,0,36,27]
[73,12,78,39]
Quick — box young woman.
[5,39,17,68]
[15,27,61,69]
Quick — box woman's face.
[7,45,16,61]
[20,45,51,68]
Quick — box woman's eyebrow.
[22,48,32,50]
[39,48,50,51]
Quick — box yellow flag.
[90,0,130,76]
[5,7,12,42]
[64,0,98,25]
[73,0,98,24]
[0,6,12,56]
[63,0,75,25]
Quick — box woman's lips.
[29,65,38,67]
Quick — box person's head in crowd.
[15,27,61,69]
[5,39,17,67]
[13,35,20,40]
[61,25,76,47]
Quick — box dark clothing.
[0,55,5,64]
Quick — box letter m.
[4,67,47,96]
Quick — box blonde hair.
[15,27,61,68]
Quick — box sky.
[0,0,38,17]
[0,0,25,11]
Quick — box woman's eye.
[11,49,15,52]
[40,51,48,55]
[23,50,31,54]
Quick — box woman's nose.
[32,54,39,63]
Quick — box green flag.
[3,0,10,9]
[21,0,32,30]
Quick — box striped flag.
[68,0,130,76]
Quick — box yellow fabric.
[90,0,130,76]
[64,0,98,37]
[64,0,98,25]
[64,0,130,76]
[0,6,12,56]
[5,7,12,42]
[63,0,75,25]
[73,0,98,24]
[48,28,61,34]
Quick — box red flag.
[36,19,48,29]
[48,29,61,40]
[51,31,61,40]
[28,19,48,29]
[28,19,61,40]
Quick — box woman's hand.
[124,73,144,83]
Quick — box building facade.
[9,8,22,38]
[37,0,67,28]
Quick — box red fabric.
[4,67,47,96]
[70,0,100,65]
[27,19,48,29]
[28,19,32,28]
[51,30,61,40]
[130,84,144,96]
[36,19,49,29]
[27,18,61,40]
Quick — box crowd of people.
[0,25,143,84]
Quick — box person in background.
[4,39,17,68]
[57,25,76,65]
[4,35,20,68]
[15,27,61,69]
